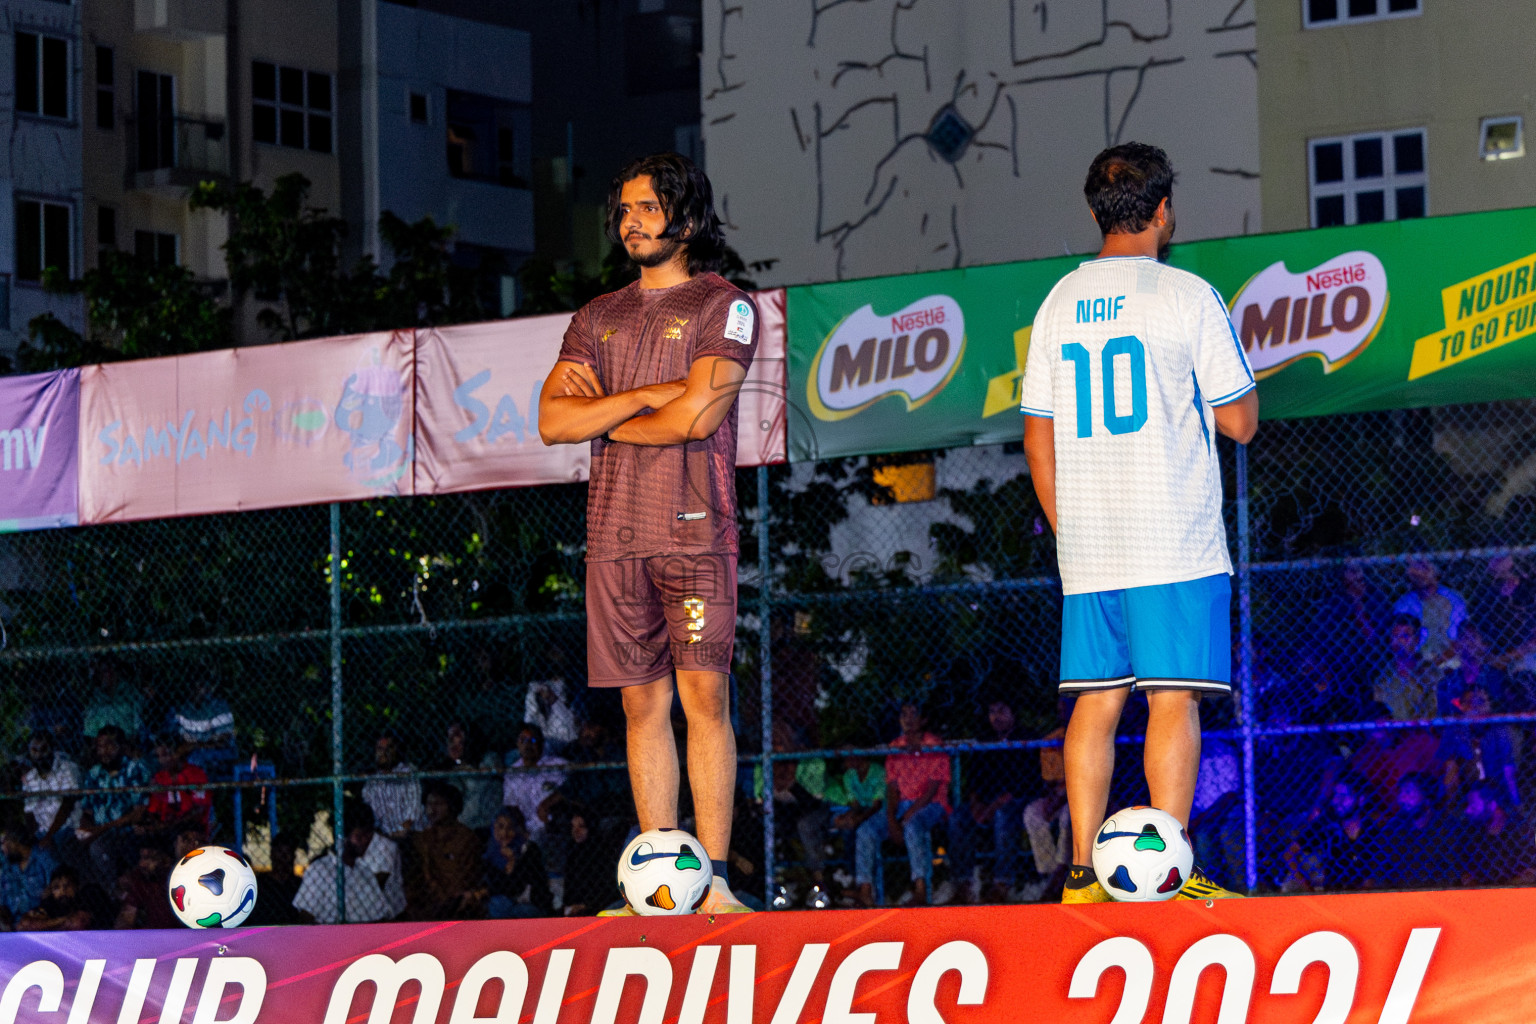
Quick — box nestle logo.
[1306,263,1369,292]
[890,306,945,333]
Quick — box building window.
[96,46,115,130]
[136,71,176,172]
[445,90,526,187]
[252,61,333,153]
[1310,129,1427,227]
[98,206,117,251]
[1481,117,1524,161]
[16,32,70,119]
[409,91,428,124]
[16,200,71,282]
[134,230,178,267]
[1305,0,1420,27]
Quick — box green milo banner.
[786,206,1536,461]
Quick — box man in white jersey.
[1021,142,1259,904]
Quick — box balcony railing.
[125,115,229,190]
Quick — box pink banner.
[79,332,415,524]
[414,316,589,494]
[414,291,788,495]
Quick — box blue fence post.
[1236,444,1258,892]
[758,465,775,908]
[330,502,346,922]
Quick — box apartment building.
[1258,0,1535,230]
[3,0,87,359]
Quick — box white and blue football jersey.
[1020,256,1255,596]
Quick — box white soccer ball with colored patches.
[168,845,259,928]
[1091,806,1194,902]
[617,828,713,916]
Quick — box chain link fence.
[2,399,1534,925]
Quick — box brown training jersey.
[558,273,759,562]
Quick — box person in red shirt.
[142,736,211,842]
[854,703,951,906]
[539,153,758,915]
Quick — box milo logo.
[807,295,965,421]
[1231,250,1388,379]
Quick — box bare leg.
[1065,687,1130,865]
[1144,690,1202,827]
[621,675,680,833]
[674,669,735,863]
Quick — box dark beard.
[1157,239,1172,264]
[629,236,686,269]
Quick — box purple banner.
[0,369,79,532]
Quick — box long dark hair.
[605,152,726,276]
[1083,142,1175,236]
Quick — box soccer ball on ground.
[168,845,259,928]
[1091,806,1193,903]
[617,828,713,916]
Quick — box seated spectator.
[141,735,212,843]
[292,803,406,923]
[1283,776,1378,892]
[561,811,617,916]
[173,680,238,777]
[949,697,1035,903]
[20,732,81,848]
[502,724,567,846]
[1020,710,1071,900]
[21,670,82,758]
[430,721,502,834]
[81,657,144,748]
[1377,773,1452,889]
[828,754,884,903]
[1393,560,1468,666]
[1451,784,1530,885]
[1438,625,1510,713]
[546,718,630,839]
[112,841,178,929]
[1440,684,1520,811]
[71,725,152,890]
[1475,555,1536,675]
[1349,726,1440,815]
[525,661,579,755]
[412,782,485,920]
[173,826,207,863]
[18,866,111,931]
[1372,614,1443,722]
[855,702,949,907]
[245,837,303,927]
[1312,564,1390,685]
[483,807,553,919]
[362,733,422,840]
[0,828,59,928]
[455,645,527,755]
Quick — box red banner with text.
[0,890,1530,1022]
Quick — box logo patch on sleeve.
[724,300,754,344]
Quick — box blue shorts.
[1059,574,1232,695]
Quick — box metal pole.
[1235,444,1257,892]
[757,465,775,907]
[330,503,346,923]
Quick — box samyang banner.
[0,890,1532,1022]
[787,206,1536,460]
[0,369,79,532]
[78,331,416,524]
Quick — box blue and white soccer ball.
[168,845,259,928]
[617,828,713,916]
[1091,806,1194,902]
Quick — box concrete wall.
[701,0,1260,287]
[1258,1,1536,231]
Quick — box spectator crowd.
[4,556,1536,926]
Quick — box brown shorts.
[585,553,738,687]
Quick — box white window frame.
[1309,128,1428,228]
[1304,0,1421,28]
[1480,116,1525,162]
[16,198,74,283]
[15,30,71,120]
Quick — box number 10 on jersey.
[1063,336,1148,438]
